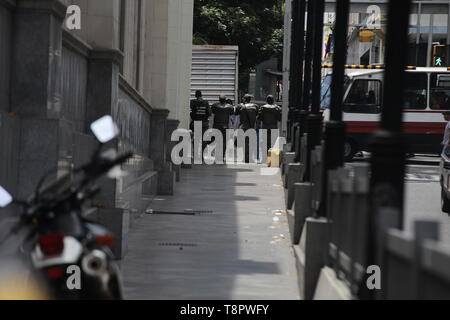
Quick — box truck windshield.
[320,74,349,108]
[343,79,382,114]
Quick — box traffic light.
[432,44,447,67]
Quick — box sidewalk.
[120,164,300,300]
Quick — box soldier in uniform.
[190,90,211,151]
[226,99,239,130]
[258,95,282,152]
[211,94,234,158]
[236,94,259,162]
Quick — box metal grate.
[158,243,198,247]
[192,210,215,216]
[146,209,214,216]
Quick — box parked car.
[440,153,450,214]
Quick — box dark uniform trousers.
[212,103,233,159]
[259,104,282,154]
[237,103,259,163]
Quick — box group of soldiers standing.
[190,90,282,162]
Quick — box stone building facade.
[0,0,194,258]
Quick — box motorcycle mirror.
[0,186,13,208]
[90,115,119,144]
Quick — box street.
[120,164,300,300]
[356,154,450,242]
[404,163,450,243]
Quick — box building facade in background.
[62,0,193,129]
[282,0,450,137]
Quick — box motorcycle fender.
[31,236,83,268]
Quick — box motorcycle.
[0,115,132,300]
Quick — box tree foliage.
[193,0,284,94]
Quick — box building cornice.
[119,75,153,115]
[152,108,170,117]
[15,0,67,20]
[89,49,124,69]
[62,29,92,57]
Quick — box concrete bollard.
[295,216,331,300]
[282,152,296,179]
[290,182,312,244]
[286,163,303,209]
[313,267,352,300]
[310,146,323,215]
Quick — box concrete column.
[85,49,123,208]
[165,119,180,160]
[166,119,181,181]
[142,0,193,129]
[150,109,169,170]
[150,109,175,195]
[10,0,67,198]
[11,0,66,118]
[86,50,123,127]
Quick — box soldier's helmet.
[243,94,252,102]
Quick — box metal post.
[288,0,298,143]
[292,0,307,148]
[426,14,434,67]
[321,0,350,217]
[303,0,324,182]
[447,4,450,63]
[361,0,412,300]
[294,0,315,162]
[289,0,307,148]
[415,2,421,66]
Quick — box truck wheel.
[344,140,357,162]
[442,187,450,214]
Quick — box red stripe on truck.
[346,121,446,134]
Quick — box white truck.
[190,45,239,105]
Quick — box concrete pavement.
[120,164,300,300]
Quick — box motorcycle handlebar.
[22,151,133,217]
[109,152,133,168]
